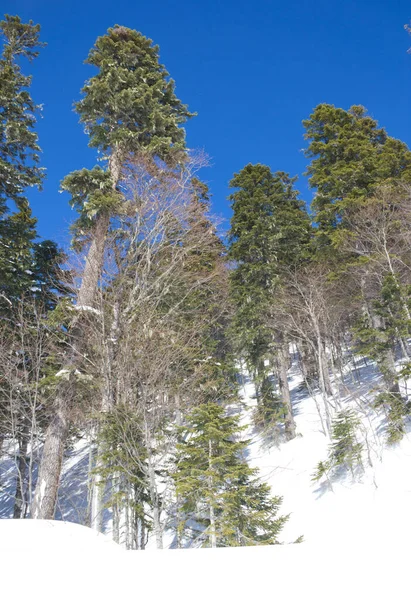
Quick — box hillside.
[2,349,411,548]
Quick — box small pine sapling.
[313,409,363,486]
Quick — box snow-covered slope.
[239,357,411,546]
[2,352,411,551]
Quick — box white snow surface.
[0,519,409,599]
[238,358,411,547]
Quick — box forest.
[2,14,411,549]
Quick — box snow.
[73,304,101,315]
[237,358,411,547]
[55,368,70,378]
[0,519,409,599]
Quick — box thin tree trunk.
[321,342,333,397]
[90,300,120,531]
[278,340,296,439]
[90,439,105,532]
[362,277,399,395]
[145,424,163,549]
[112,480,120,544]
[317,337,332,435]
[13,422,29,519]
[208,439,217,549]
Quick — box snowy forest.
[2,14,411,550]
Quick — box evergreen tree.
[228,164,311,437]
[0,15,45,310]
[304,106,411,407]
[32,24,195,520]
[313,409,363,485]
[174,402,288,547]
[303,104,411,249]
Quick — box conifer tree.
[174,402,288,547]
[32,25,194,520]
[304,106,411,403]
[303,104,411,249]
[0,15,45,310]
[228,164,311,438]
[313,409,363,485]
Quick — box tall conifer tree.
[32,25,194,519]
[303,104,411,249]
[174,402,288,547]
[228,164,311,438]
[0,15,45,310]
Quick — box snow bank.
[240,363,411,547]
[0,519,121,552]
[0,520,408,600]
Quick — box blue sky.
[3,0,411,245]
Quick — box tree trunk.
[278,340,296,439]
[208,439,217,549]
[76,213,110,309]
[361,277,399,394]
[90,439,105,532]
[321,342,333,397]
[31,392,70,519]
[31,151,121,520]
[13,422,29,519]
[145,424,163,549]
[317,336,332,435]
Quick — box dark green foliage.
[31,241,69,311]
[252,380,284,435]
[65,25,195,235]
[0,15,45,211]
[304,104,411,248]
[76,25,194,160]
[174,402,288,547]
[228,164,311,424]
[353,274,411,387]
[374,391,410,445]
[61,167,122,246]
[228,165,310,352]
[0,15,47,309]
[313,410,363,483]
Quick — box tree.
[272,263,351,435]
[303,103,411,250]
[228,164,311,438]
[32,24,194,519]
[80,155,231,544]
[0,15,45,311]
[304,105,411,404]
[313,409,363,486]
[340,185,411,439]
[174,402,288,547]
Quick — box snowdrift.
[0,519,409,600]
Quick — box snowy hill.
[239,355,411,546]
[2,351,411,549]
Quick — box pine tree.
[228,164,311,437]
[0,15,45,311]
[304,106,411,404]
[174,402,288,547]
[303,104,411,250]
[32,24,194,520]
[313,409,363,485]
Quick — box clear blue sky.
[3,0,411,245]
